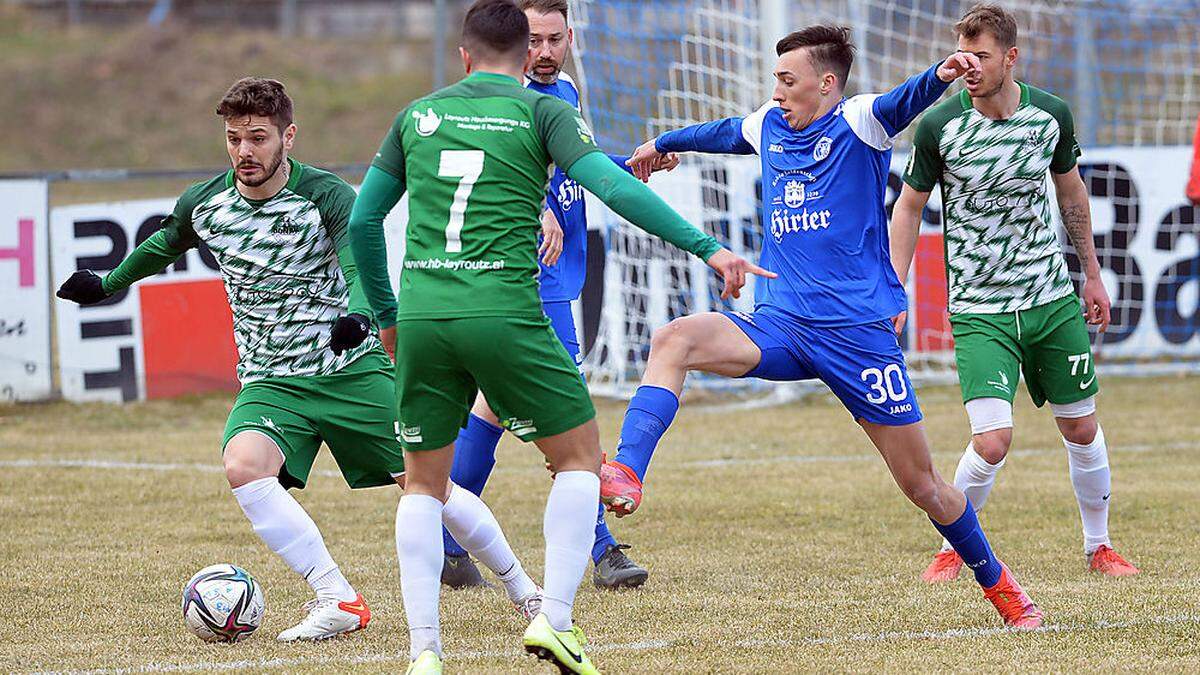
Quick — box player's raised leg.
[223,431,370,641]
[604,312,762,515]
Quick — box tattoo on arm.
[1060,200,1098,275]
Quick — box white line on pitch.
[36,639,672,675]
[1,440,1192,478]
[740,612,1200,647]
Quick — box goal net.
[570,0,1200,399]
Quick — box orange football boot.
[1088,545,1140,577]
[922,549,964,583]
[599,460,642,517]
[983,563,1043,629]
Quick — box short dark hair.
[955,3,1018,49]
[215,77,293,132]
[519,0,568,22]
[462,0,530,63]
[776,25,855,90]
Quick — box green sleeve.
[349,165,407,328]
[314,178,373,320]
[534,95,603,175]
[101,188,200,294]
[1044,96,1082,174]
[564,152,723,261]
[903,112,945,192]
[369,109,409,182]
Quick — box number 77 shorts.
[950,293,1099,407]
[722,307,923,426]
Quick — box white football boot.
[276,593,370,641]
[513,587,544,621]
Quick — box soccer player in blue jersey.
[607,26,1043,628]
[439,0,677,591]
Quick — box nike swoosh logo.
[552,631,584,664]
[1080,375,1096,389]
[1102,493,1111,501]
[340,600,367,613]
[957,144,989,159]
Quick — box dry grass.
[1,375,1198,673]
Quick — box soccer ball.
[181,564,265,643]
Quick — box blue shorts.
[723,307,923,426]
[543,300,582,369]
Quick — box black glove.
[56,270,110,305]
[329,313,371,355]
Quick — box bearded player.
[609,25,1044,628]
[890,3,1138,581]
[56,77,543,641]
[440,0,670,591]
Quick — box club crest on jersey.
[813,136,833,161]
[412,108,443,137]
[783,180,806,208]
[270,216,302,235]
[575,117,595,145]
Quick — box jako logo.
[412,108,442,137]
[770,208,832,242]
[813,136,833,161]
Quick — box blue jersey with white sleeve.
[656,63,949,326]
[525,72,632,302]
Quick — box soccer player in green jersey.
[349,2,769,672]
[56,77,544,642]
[890,4,1139,581]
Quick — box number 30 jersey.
[370,71,601,321]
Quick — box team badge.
[814,136,833,161]
[412,108,443,137]
[575,117,595,145]
[784,180,806,208]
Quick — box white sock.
[396,494,445,660]
[442,484,539,603]
[1064,425,1112,553]
[940,442,1005,552]
[541,471,599,631]
[231,477,355,602]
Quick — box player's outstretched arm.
[348,166,406,340]
[888,184,932,335]
[57,197,196,304]
[627,116,756,181]
[564,152,774,299]
[870,53,980,136]
[1052,167,1111,333]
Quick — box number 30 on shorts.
[861,364,908,404]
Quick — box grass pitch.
[2,375,1198,673]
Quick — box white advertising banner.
[0,180,52,402]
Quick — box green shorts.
[393,315,596,451]
[951,293,1099,408]
[222,349,405,489]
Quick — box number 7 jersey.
[370,71,600,321]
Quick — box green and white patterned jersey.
[904,83,1080,315]
[157,159,376,382]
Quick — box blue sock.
[612,385,679,482]
[442,414,504,557]
[591,502,617,563]
[930,499,1003,588]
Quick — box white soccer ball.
[181,564,265,643]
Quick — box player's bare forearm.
[890,186,929,285]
